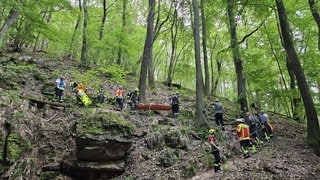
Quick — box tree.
[308,0,320,51]
[117,0,127,65]
[200,0,210,96]
[166,1,179,86]
[0,0,25,46]
[226,0,248,112]
[275,0,320,154]
[80,0,88,68]
[192,0,204,123]
[138,0,155,102]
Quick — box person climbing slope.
[236,118,257,158]
[169,92,180,119]
[212,99,225,131]
[208,128,221,173]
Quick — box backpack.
[171,95,179,104]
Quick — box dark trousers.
[212,150,221,172]
[116,98,124,110]
[54,87,63,100]
[215,113,225,130]
[171,104,179,119]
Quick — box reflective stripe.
[237,124,250,140]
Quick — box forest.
[0,0,320,179]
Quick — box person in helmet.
[208,128,221,172]
[127,88,139,111]
[236,118,256,158]
[169,92,180,119]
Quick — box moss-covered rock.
[76,111,136,137]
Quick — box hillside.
[0,52,319,180]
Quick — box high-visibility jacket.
[116,89,123,99]
[268,123,274,133]
[236,123,250,141]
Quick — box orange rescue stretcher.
[136,103,172,111]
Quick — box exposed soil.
[0,52,319,180]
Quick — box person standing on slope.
[169,92,180,119]
[115,86,124,110]
[54,76,65,102]
[212,100,225,131]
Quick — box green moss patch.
[76,112,136,137]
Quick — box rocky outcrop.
[60,111,136,179]
[62,135,132,179]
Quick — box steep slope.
[0,52,319,180]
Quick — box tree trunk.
[80,0,88,68]
[117,0,126,65]
[227,0,248,112]
[276,0,320,154]
[200,0,209,96]
[166,2,178,86]
[40,12,52,51]
[192,0,204,124]
[139,0,155,102]
[69,0,82,59]
[308,0,320,51]
[0,0,25,45]
[99,0,107,41]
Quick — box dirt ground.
[1,52,320,180]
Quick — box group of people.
[236,110,273,158]
[115,86,180,118]
[53,76,93,106]
[208,100,274,173]
[115,86,139,112]
[53,76,180,119]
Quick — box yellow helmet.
[209,129,215,134]
[135,88,139,92]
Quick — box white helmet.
[236,118,244,123]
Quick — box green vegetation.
[76,112,137,137]
[7,133,32,162]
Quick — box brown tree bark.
[192,0,204,123]
[227,0,248,112]
[308,0,320,51]
[166,1,178,86]
[276,0,320,154]
[200,0,210,96]
[69,0,82,59]
[138,0,155,102]
[80,0,88,68]
[0,0,25,45]
[117,0,127,65]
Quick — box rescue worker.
[127,88,139,111]
[246,111,263,145]
[258,110,271,142]
[115,86,124,110]
[236,118,256,158]
[54,76,65,102]
[212,100,225,131]
[71,82,91,106]
[208,129,221,172]
[169,92,180,119]
[97,85,105,104]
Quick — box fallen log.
[19,95,66,108]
